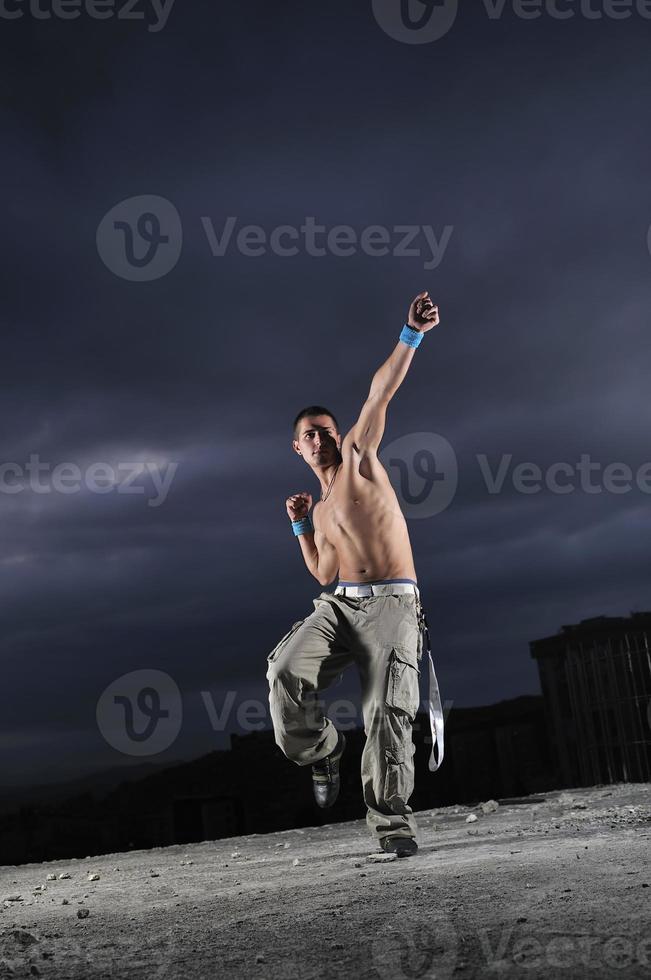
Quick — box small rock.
[62,899,69,905]
[6,895,23,902]
[231,852,241,859]
[87,874,100,882]
[58,873,71,880]
[517,916,527,923]
[366,853,397,863]
[255,953,266,964]
[33,886,46,893]
[77,909,90,919]
[465,814,478,824]
[292,859,300,867]
[150,871,160,878]
[46,874,57,882]
[8,929,39,948]
[480,800,499,815]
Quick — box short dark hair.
[293,405,339,437]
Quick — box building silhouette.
[6,608,650,867]
[530,611,651,786]
[0,695,555,865]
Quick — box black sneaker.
[311,731,346,808]
[380,836,418,858]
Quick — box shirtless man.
[266,292,443,857]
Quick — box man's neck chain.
[321,462,341,503]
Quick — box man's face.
[293,415,341,469]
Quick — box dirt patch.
[1,783,649,979]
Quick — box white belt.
[334,583,419,597]
[332,582,445,773]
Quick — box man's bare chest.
[316,473,388,537]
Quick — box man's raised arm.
[344,291,440,455]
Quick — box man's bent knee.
[267,659,302,695]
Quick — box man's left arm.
[343,291,440,455]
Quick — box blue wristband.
[400,324,424,348]
[292,516,313,536]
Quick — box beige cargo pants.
[265,589,422,842]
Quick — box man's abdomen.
[330,503,417,584]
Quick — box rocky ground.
[1,783,649,979]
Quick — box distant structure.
[530,611,651,786]
[0,695,556,865]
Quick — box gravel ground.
[1,782,649,979]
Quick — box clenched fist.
[407,291,440,332]
[286,491,313,521]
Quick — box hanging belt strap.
[417,597,445,772]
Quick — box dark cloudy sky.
[1,1,650,789]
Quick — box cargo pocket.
[266,619,305,664]
[416,619,423,662]
[383,740,416,808]
[384,747,406,806]
[384,645,420,719]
